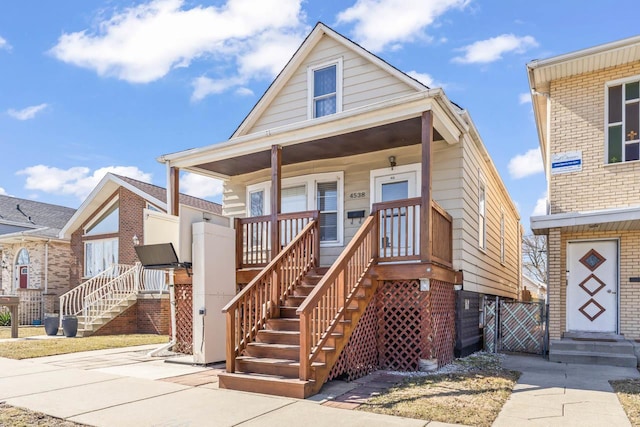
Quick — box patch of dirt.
[610,378,640,426]
[0,403,86,426]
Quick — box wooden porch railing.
[297,214,377,381]
[373,198,452,267]
[235,210,319,269]
[223,218,319,373]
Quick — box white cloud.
[336,0,469,52]
[453,34,538,64]
[519,93,531,104]
[0,36,10,51]
[508,148,544,179]
[531,193,548,217]
[7,103,48,120]
[0,187,6,195]
[235,87,254,96]
[17,165,152,200]
[407,71,436,87]
[50,0,306,100]
[179,172,223,199]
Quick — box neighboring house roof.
[0,195,75,242]
[527,34,640,168]
[59,173,221,239]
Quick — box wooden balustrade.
[223,219,319,373]
[236,211,319,269]
[297,215,376,381]
[372,198,452,267]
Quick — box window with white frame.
[607,77,640,163]
[308,59,342,119]
[246,172,344,246]
[85,199,119,235]
[478,173,487,250]
[500,207,505,264]
[84,238,118,277]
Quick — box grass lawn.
[357,353,520,427]
[611,378,640,426]
[0,334,169,359]
[0,326,47,339]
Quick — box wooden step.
[283,295,306,307]
[218,372,314,399]
[266,318,300,331]
[245,342,300,360]
[293,284,316,296]
[256,330,300,345]
[236,356,325,378]
[301,275,324,286]
[279,307,299,318]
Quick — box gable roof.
[0,195,75,241]
[232,22,428,138]
[59,173,221,239]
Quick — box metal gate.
[484,298,547,355]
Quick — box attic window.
[308,59,343,119]
[85,199,119,236]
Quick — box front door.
[19,266,28,289]
[567,240,618,333]
[373,170,418,257]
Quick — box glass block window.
[308,60,342,119]
[607,78,640,163]
[317,182,338,242]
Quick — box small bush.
[0,311,11,326]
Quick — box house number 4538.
[349,192,366,199]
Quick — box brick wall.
[92,294,170,336]
[549,61,640,214]
[547,228,640,340]
[70,187,146,286]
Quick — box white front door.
[567,240,618,333]
[373,170,418,257]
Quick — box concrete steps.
[549,338,638,367]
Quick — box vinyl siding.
[247,35,416,134]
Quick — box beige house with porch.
[529,35,640,366]
[160,22,520,397]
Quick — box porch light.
[388,155,396,169]
[132,234,140,246]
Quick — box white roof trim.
[531,205,640,231]
[59,173,167,239]
[231,22,427,138]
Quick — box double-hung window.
[607,77,640,163]
[308,59,342,119]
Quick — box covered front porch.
[160,95,464,397]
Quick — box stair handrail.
[297,214,377,381]
[60,264,134,320]
[81,263,141,327]
[222,217,319,374]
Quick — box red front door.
[19,266,28,289]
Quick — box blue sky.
[1,0,638,232]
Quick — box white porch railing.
[140,269,168,293]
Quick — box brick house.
[0,195,75,323]
[58,173,221,336]
[529,35,640,366]
[160,23,520,397]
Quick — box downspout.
[147,268,177,357]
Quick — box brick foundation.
[92,293,170,336]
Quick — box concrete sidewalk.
[494,354,639,426]
[0,346,457,427]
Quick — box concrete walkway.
[0,345,457,427]
[494,354,639,426]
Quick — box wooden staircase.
[218,268,374,398]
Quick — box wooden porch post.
[270,145,282,260]
[420,111,433,263]
[169,166,180,216]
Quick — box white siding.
[247,35,416,134]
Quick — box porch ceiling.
[195,117,443,176]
